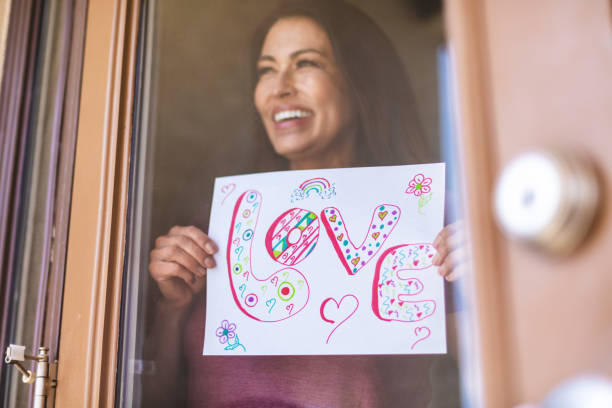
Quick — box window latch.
[5,344,57,407]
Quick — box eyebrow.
[258,48,326,63]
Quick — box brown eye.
[296,59,321,69]
[257,66,274,77]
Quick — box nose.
[272,69,296,98]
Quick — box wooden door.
[446,0,612,406]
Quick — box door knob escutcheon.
[494,150,600,255]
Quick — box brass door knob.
[494,150,600,254]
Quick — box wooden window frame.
[56,0,140,406]
[444,0,511,406]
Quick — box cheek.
[315,82,353,128]
[306,74,349,113]
[331,80,355,126]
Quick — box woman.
[146,1,462,406]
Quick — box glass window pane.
[118,1,466,407]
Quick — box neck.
[288,133,356,171]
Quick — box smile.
[273,109,313,123]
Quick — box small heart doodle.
[221,183,236,205]
[410,326,431,350]
[320,294,359,344]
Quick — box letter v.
[320,205,401,275]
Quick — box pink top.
[184,295,432,407]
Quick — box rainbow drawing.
[291,177,336,202]
[299,178,331,197]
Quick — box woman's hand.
[432,221,470,282]
[149,225,218,309]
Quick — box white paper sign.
[203,164,446,355]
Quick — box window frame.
[56,0,140,406]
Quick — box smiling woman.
[249,0,432,174]
[254,16,357,169]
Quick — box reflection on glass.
[118,1,463,407]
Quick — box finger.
[169,225,218,255]
[447,225,468,248]
[150,259,198,286]
[156,234,215,270]
[432,223,469,266]
[445,263,470,282]
[432,225,451,249]
[189,274,206,293]
[437,259,452,278]
[437,247,470,279]
[435,233,469,266]
[434,220,467,246]
[431,239,449,266]
[151,244,207,278]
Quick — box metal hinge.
[4,345,57,408]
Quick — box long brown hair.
[250,0,433,172]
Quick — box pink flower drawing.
[215,320,237,344]
[406,174,432,197]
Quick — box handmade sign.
[203,164,446,355]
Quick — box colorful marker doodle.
[227,190,310,322]
[216,319,246,352]
[265,208,319,266]
[373,244,437,322]
[290,177,336,202]
[320,294,359,344]
[410,326,431,350]
[405,174,432,197]
[220,183,236,205]
[321,205,401,275]
[417,192,433,215]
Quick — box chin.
[273,145,311,161]
[270,137,314,160]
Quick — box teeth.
[274,110,312,122]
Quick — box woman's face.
[254,17,355,165]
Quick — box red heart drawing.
[320,295,359,344]
[351,257,360,266]
[337,233,344,241]
[329,215,337,222]
[413,260,419,266]
[410,326,431,350]
[372,232,380,240]
[378,211,388,220]
[221,183,236,205]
